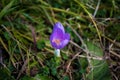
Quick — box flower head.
[50,22,70,49]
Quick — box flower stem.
[54,49,60,57]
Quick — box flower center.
[52,39,61,45]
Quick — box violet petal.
[50,22,70,49]
[50,28,64,43]
[53,22,65,33]
[60,33,70,49]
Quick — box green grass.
[0,0,120,80]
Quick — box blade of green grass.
[0,0,16,20]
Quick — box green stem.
[54,49,60,57]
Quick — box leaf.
[85,41,103,57]
[85,41,112,80]
[87,61,111,80]
[79,58,88,73]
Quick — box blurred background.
[0,0,120,80]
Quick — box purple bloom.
[50,22,70,49]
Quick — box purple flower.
[50,22,70,49]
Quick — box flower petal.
[60,33,70,49]
[50,28,64,42]
[50,22,70,49]
[60,39,70,49]
[50,28,64,49]
[53,22,65,33]
[51,42,62,49]
[64,33,70,40]
[51,33,70,49]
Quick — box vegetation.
[0,0,120,80]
